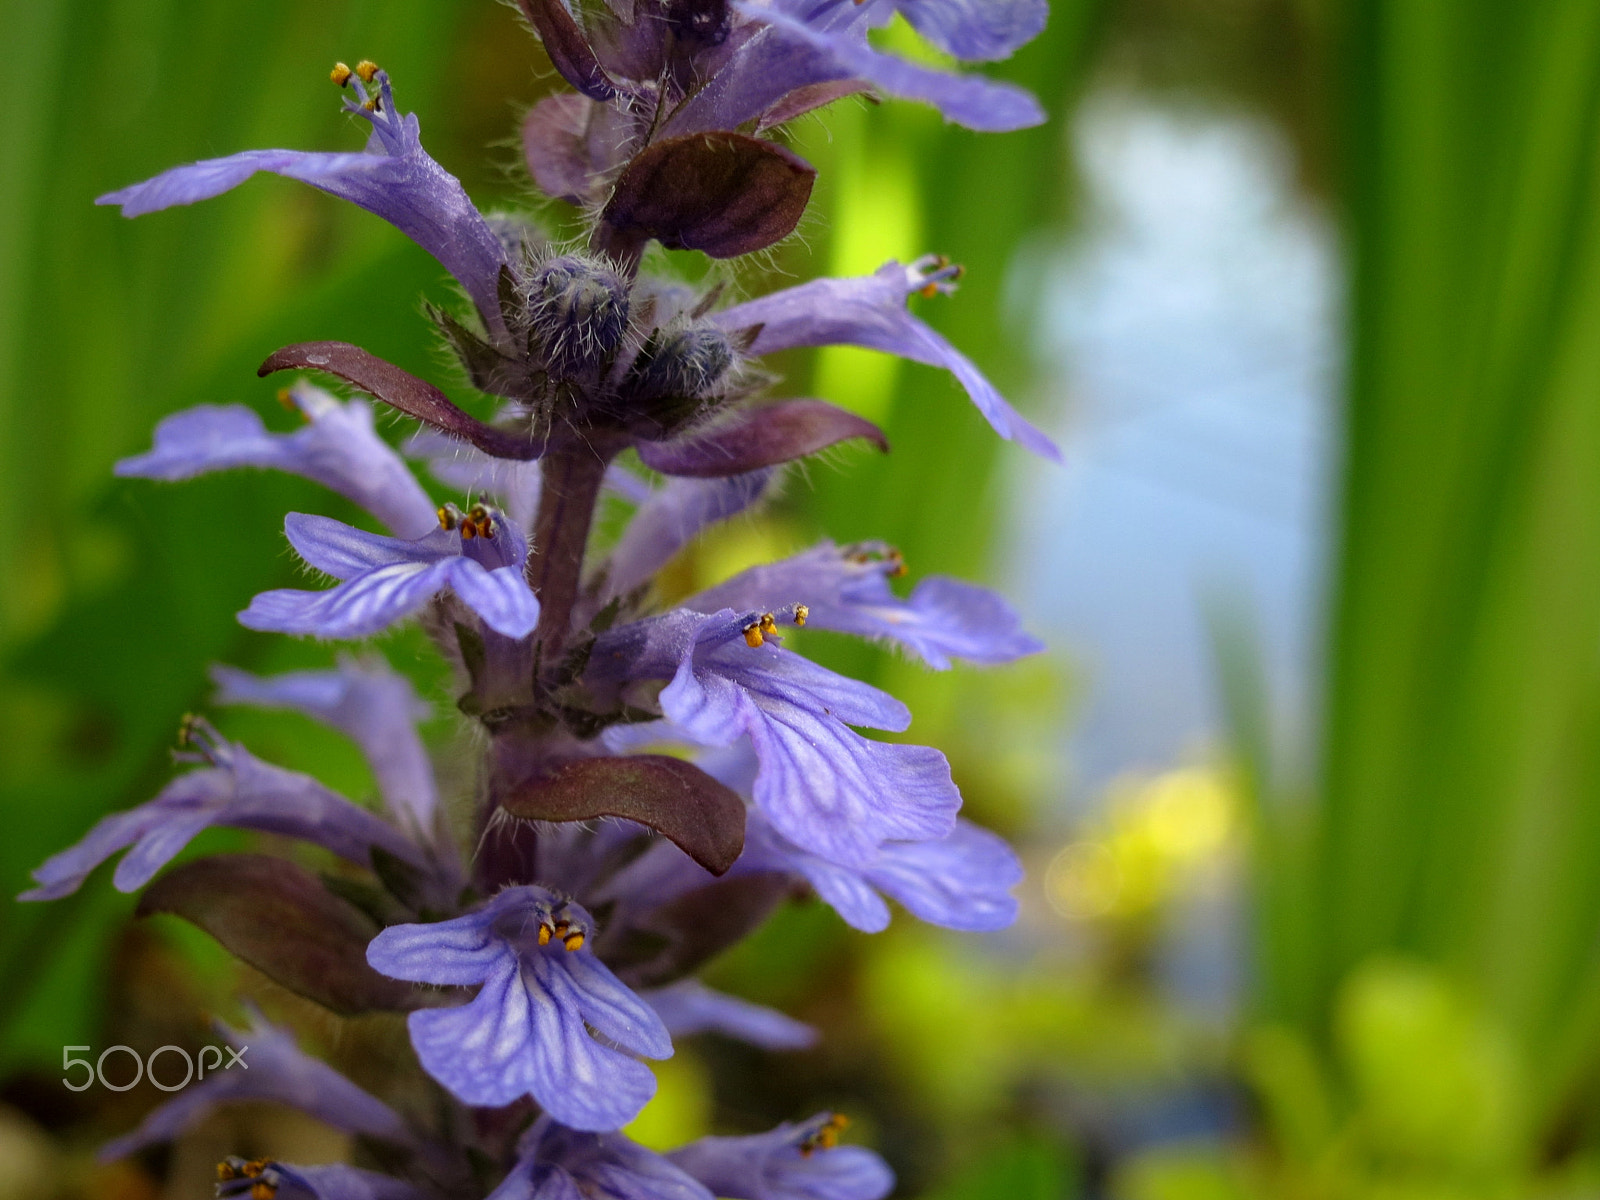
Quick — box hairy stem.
[529,448,611,666]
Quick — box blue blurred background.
[9,0,1600,1197]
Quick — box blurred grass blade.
[1308,0,1600,1128]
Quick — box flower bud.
[528,254,630,379]
[631,323,734,402]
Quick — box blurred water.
[1009,94,1339,803]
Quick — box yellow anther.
[800,1114,849,1156]
[794,604,809,628]
[251,1182,277,1200]
[218,1161,242,1182]
[437,505,458,532]
[563,931,585,952]
[361,98,378,112]
[759,612,778,636]
[330,62,353,86]
[888,551,907,578]
[919,282,940,299]
[538,922,553,946]
[355,60,380,83]
[276,387,295,410]
[743,622,765,648]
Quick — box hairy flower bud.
[529,254,631,379]
[623,323,737,437]
[632,324,734,401]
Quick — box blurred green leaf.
[921,1132,1079,1200]
[1263,0,1600,1150]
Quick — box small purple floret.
[366,886,671,1130]
[240,508,539,640]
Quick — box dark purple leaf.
[496,755,746,874]
[523,94,603,206]
[606,873,796,988]
[517,0,621,102]
[636,399,888,476]
[259,342,546,461]
[137,854,419,1016]
[599,133,816,259]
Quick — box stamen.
[330,62,353,87]
[538,921,553,946]
[438,503,462,532]
[910,254,965,298]
[759,612,778,637]
[743,620,765,648]
[794,604,810,627]
[562,931,585,952]
[888,550,907,578]
[216,1158,281,1200]
[177,712,206,750]
[355,60,380,83]
[468,504,496,539]
[800,1114,849,1156]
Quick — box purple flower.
[734,0,1044,133]
[746,812,1022,934]
[20,720,423,901]
[98,67,509,340]
[240,505,538,640]
[669,1112,894,1200]
[211,658,439,840]
[99,1008,414,1162]
[688,541,1044,669]
[647,1,1043,136]
[717,256,1059,460]
[857,0,1043,61]
[366,886,672,1130]
[116,382,438,539]
[643,980,818,1050]
[489,1119,712,1200]
[591,609,959,867]
[867,0,1049,61]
